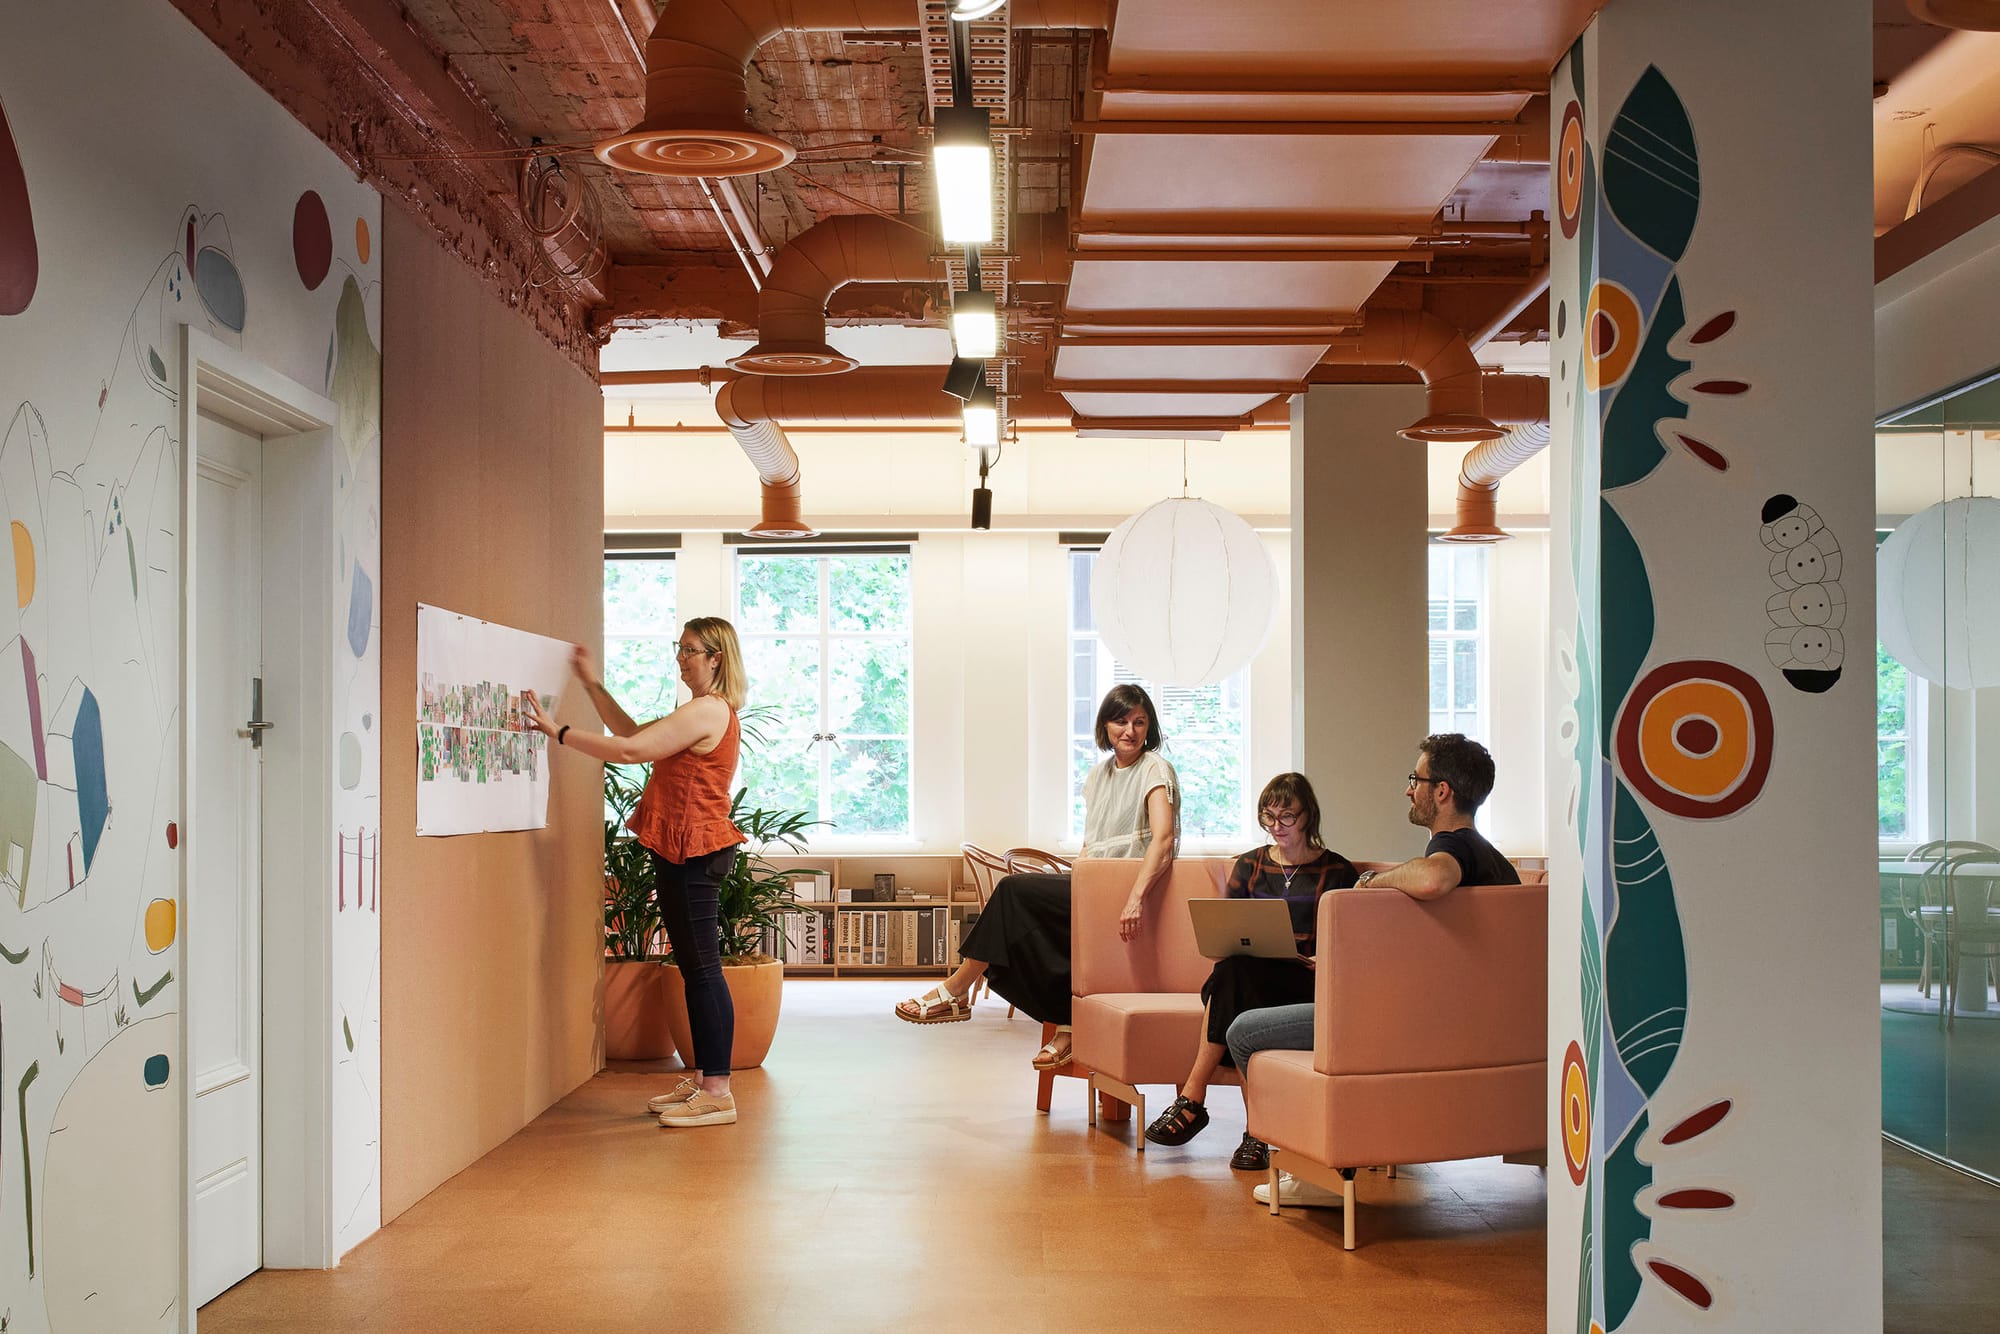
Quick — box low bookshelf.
[761,854,981,978]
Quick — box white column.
[1547,3,1878,1328]
[1289,384,1429,858]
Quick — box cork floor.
[199,980,1547,1333]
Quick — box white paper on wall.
[415,602,570,835]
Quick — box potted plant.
[602,764,673,1060]
[656,790,820,1070]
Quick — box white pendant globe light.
[1092,497,1278,688]
[1879,495,2000,690]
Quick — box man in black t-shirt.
[1352,732,1519,896]
[1243,732,1519,1208]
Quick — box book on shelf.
[782,911,805,963]
[874,910,888,965]
[814,871,832,900]
[902,911,918,966]
[896,887,917,902]
[950,886,979,903]
[917,908,933,966]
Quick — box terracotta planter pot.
[660,958,785,1070]
[603,959,676,1061]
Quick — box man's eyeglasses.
[1406,773,1440,787]
[1258,808,1302,829]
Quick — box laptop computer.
[1188,897,1303,961]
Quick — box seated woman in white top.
[894,684,1179,1071]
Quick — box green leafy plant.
[604,763,662,961]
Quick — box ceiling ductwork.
[1318,308,1505,442]
[596,0,1109,178]
[1907,0,2000,31]
[1441,422,1552,543]
[727,214,941,374]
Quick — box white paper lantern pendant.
[1092,496,1278,688]
[1879,495,2000,691]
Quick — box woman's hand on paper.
[523,691,558,737]
[570,643,598,686]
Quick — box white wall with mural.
[0,1,383,1327]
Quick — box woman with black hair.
[894,684,1178,1072]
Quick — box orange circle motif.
[1615,660,1774,819]
[1562,1040,1590,1185]
[355,216,371,266]
[1584,282,1642,392]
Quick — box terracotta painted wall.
[379,206,604,1221]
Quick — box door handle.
[239,676,274,749]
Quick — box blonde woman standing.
[528,616,748,1128]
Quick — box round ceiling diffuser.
[594,128,794,178]
[1399,413,1506,443]
[726,344,859,376]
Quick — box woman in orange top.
[527,616,748,1129]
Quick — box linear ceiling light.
[963,383,1000,449]
[951,0,1008,17]
[933,105,994,245]
[951,288,1000,360]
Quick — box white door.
[192,412,264,1305]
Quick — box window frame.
[731,546,917,846]
[1876,640,1929,851]
[1427,540,1490,744]
[1063,545,1255,853]
[601,550,680,722]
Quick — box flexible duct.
[729,215,941,374]
[715,380,814,537]
[1442,422,1552,543]
[1317,309,1503,441]
[597,0,1111,177]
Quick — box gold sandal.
[895,983,972,1024]
[1031,1032,1073,1070]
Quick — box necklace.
[1275,849,1303,893]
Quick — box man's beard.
[1406,797,1433,827]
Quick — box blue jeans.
[653,846,740,1076]
[1226,1002,1315,1075]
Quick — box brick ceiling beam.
[170,0,608,370]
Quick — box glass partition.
[1878,370,2000,1178]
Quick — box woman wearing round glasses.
[527,618,751,1129]
[1141,771,1357,1167]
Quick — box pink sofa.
[1246,879,1547,1247]
[1067,857,1394,1143]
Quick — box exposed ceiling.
[231,0,2000,428]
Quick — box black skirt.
[1200,954,1315,1064]
[958,872,1072,1025]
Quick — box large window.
[734,549,913,839]
[1428,543,1487,741]
[1067,548,1251,844]
[603,554,678,719]
[1878,639,1921,842]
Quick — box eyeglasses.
[1258,808,1302,829]
[1406,773,1440,787]
[674,644,714,658]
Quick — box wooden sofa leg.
[1087,1075,1097,1128]
[1386,1164,1397,1180]
[1267,1157,1283,1217]
[1342,1169,1357,1250]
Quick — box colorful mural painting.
[0,4,384,1324]
[1556,49,1748,1334]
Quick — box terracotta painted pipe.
[598,0,1110,176]
[1318,308,1503,441]
[729,215,941,374]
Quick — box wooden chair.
[1939,851,2000,1031]
[958,844,1011,1006]
[1004,847,1072,875]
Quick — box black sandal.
[1230,1133,1270,1172]
[1143,1094,1210,1146]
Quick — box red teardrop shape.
[1677,435,1729,471]
[1689,311,1736,343]
[1658,1188,1734,1209]
[166,821,179,850]
[1648,1261,1715,1309]
[1661,1098,1732,1144]
[0,98,38,316]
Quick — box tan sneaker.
[657,1089,736,1127]
[645,1078,700,1115]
